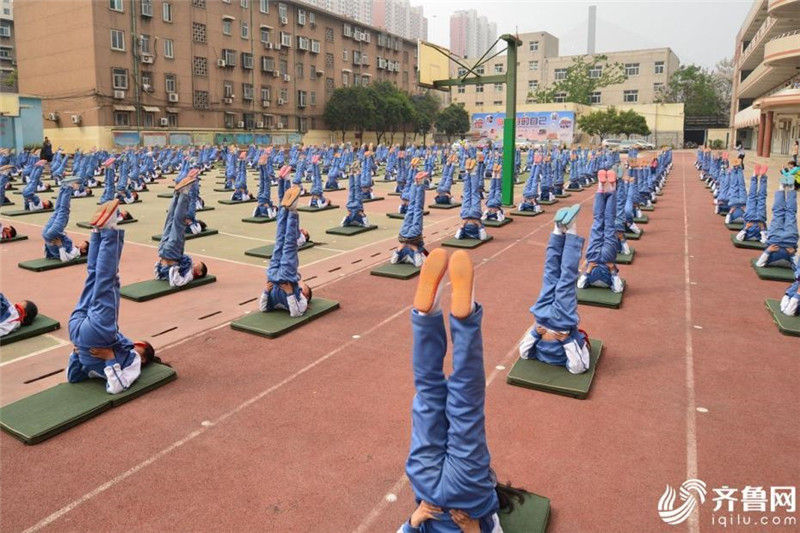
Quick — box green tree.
[658,64,727,118]
[576,107,621,141]
[323,87,356,141]
[411,92,441,145]
[366,81,407,145]
[435,103,470,142]
[528,55,626,104]
[615,109,651,138]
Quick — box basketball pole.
[500,34,520,206]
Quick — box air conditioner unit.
[272,70,280,77]
[256,121,264,128]
[223,97,233,104]
[71,114,81,124]
[276,122,284,129]
[168,92,179,102]
[262,100,270,107]
[142,84,153,92]
[263,42,273,49]
[160,117,169,126]
[278,98,285,105]
[274,43,281,50]
[283,74,290,82]
[140,54,154,64]
[47,112,59,121]
[114,90,125,99]
[237,121,245,128]
[217,59,227,67]
[280,16,288,25]
[315,70,323,77]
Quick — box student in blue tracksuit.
[155,171,208,287]
[22,160,53,211]
[481,164,505,222]
[253,151,277,219]
[42,177,89,262]
[779,261,800,316]
[725,161,747,225]
[224,147,237,189]
[341,162,369,227]
[518,155,543,213]
[0,164,13,205]
[518,205,592,374]
[66,201,158,394]
[577,170,624,293]
[325,153,343,190]
[308,154,329,208]
[0,293,38,338]
[434,155,457,205]
[391,171,427,267]
[756,180,798,269]
[736,164,769,243]
[259,185,313,318]
[400,248,525,533]
[455,160,487,241]
[231,152,255,202]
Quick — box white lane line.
[0,337,71,368]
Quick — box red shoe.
[598,170,607,184]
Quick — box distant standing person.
[792,140,798,164]
[40,137,53,163]
[736,141,745,163]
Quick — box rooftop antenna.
[587,5,597,54]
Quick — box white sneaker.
[725,212,732,224]
[736,229,746,241]
[780,295,799,316]
[340,215,348,227]
[258,290,270,312]
[496,211,505,222]
[286,294,302,317]
[760,231,767,244]
[629,222,641,234]
[412,251,424,267]
[563,339,589,374]
[611,274,624,293]
[478,227,488,240]
[455,227,464,239]
[577,273,588,289]
[620,241,631,255]
[756,252,769,267]
[390,249,400,264]
[518,328,536,359]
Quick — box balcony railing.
[739,16,776,67]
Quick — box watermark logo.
[658,479,708,525]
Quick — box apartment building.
[371,0,427,42]
[449,9,497,60]
[730,0,800,156]
[15,0,418,149]
[451,32,679,112]
[0,0,15,92]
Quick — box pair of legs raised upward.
[757,188,798,268]
[342,173,368,227]
[456,165,487,241]
[481,173,504,221]
[577,172,624,293]
[404,249,500,532]
[42,181,86,261]
[155,175,205,287]
[393,174,427,267]
[737,165,768,243]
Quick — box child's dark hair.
[138,341,166,366]
[21,300,38,326]
[490,469,527,513]
[6,225,16,238]
[197,262,208,278]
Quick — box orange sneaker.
[91,199,120,228]
[281,185,301,208]
[175,169,199,191]
[413,248,448,314]
[448,250,474,319]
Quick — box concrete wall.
[0,93,43,150]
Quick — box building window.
[310,91,316,106]
[192,22,207,43]
[261,56,275,72]
[110,29,125,51]
[528,60,538,71]
[297,8,306,25]
[325,52,334,69]
[259,0,269,13]
[553,91,567,103]
[223,81,233,98]
[240,0,249,7]
[527,80,538,91]
[242,52,253,69]
[192,56,208,76]
[475,101,483,106]
[625,63,640,76]
[475,65,485,75]
[654,61,664,74]
[457,67,466,77]
[260,26,270,43]
[493,100,502,105]
[554,68,567,80]
[222,18,232,36]
[167,113,178,127]
[623,89,638,102]
[494,63,503,73]
[243,112,255,129]
[529,40,539,51]
[191,0,205,7]
[295,62,304,79]
[279,87,288,101]
[475,83,483,93]
[114,111,130,126]
[141,71,153,89]
[261,86,271,101]
[222,49,236,65]
[590,91,601,104]
[162,1,172,22]
[311,39,320,54]
[110,0,123,12]
[224,112,236,128]
[139,34,151,54]
[588,65,602,79]
[0,24,10,38]
[494,83,502,92]
[143,112,154,127]
[325,77,334,93]
[193,90,209,109]
[653,82,664,94]
[165,73,177,93]
[342,49,348,61]
[297,90,307,107]
[163,39,174,58]
[457,85,465,94]
[325,27,334,42]
[112,68,128,90]
[342,71,349,86]
[278,2,288,19]
[241,21,249,39]
[280,32,292,47]
[279,58,288,75]
[243,83,254,100]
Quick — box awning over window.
[113,105,136,112]
[165,107,180,113]
[142,106,161,112]
[734,105,760,129]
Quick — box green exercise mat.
[765,299,800,337]
[1,200,14,206]
[731,234,766,249]
[633,215,649,224]
[151,228,218,241]
[297,204,339,213]
[725,222,744,231]
[428,202,461,209]
[1,208,54,216]
[97,199,140,205]
[230,298,340,339]
[370,262,420,280]
[244,241,315,259]
[120,275,217,302]
[326,225,378,236]
[510,210,543,217]
[751,259,796,282]
[0,314,60,346]
[386,210,429,220]
[506,339,603,400]
[565,186,584,192]
[577,282,625,309]
[0,363,176,444]
[1,235,28,243]
[241,215,276,224]
[616,248,635,264]
[442,235,494,249]
[213,187,234,192]
[498,492,551,533]
[640,205,654,212]
[218,198,257,205]
[77,218,137,229]
[196,206,215,212]
[624,230,642,240]
[157,192,174,198]
[362,196,384,203]
[538,199,558,205]
[18,256,88,272]
[483,217,512,227]
[555,193,571,199]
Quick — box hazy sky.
[425,1,753,69]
